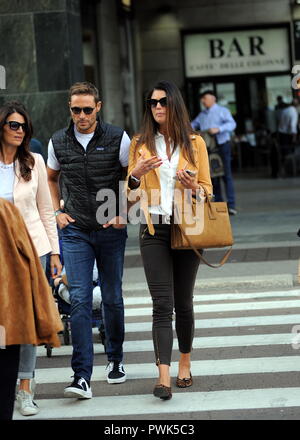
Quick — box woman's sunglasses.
[5,121,27,131]
[147,97,168,108]
[70,107,96,115]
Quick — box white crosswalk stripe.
[97,314,300,333]
[124,299,300,317]
[34,356,300,384]
[13,287,300,420]
[13,388,300,420]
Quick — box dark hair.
[69,81,100,103]
[200,90,217,99]
[0,101,34,181]
[138,80,196,165]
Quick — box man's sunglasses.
[70,107,96,115]
[5,121,27,131]
[147,97,168,108]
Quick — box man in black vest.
[47,82,130,399]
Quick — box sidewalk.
[123,175,300,291]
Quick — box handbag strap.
[139,146,232,268]
[176,220,233,268]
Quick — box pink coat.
[14,153,59,256]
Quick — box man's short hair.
[69,81,100,103]
[200,90,217,99]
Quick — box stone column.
[0,0,84,154]
[95,0,124,127]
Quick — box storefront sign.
[184,28,290,77]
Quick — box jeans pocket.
[60,223,70,232]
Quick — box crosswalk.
[13,287,300,420]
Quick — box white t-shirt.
[278,105,299,135]
[0,161,15,204]
[47,126,131,170]
[149,132,180,217]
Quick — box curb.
[193,274,294,290]
[123,274,295,294]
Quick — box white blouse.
[0,161,15,204]
[149,132,179,217]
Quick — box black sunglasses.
[70,107,96,115]
[147,97,168,108]
[5,121,27,131]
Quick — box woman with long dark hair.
[127,80,212,400]
[0,101,61,416]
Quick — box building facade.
[1,0,300,163]
[0,0,84,151]
[134,0,300,131]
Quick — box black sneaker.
[106,361,126,384]
[64,376,92,399]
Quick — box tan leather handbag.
[171,188,234,268]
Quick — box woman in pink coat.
[0,101,62,417]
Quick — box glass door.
[215,82,236,116]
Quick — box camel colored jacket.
[0,198,62,346]
[14,153,59,256]
[126,134,213,235]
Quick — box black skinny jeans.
[139,222,200,366]
[0,345,20,420]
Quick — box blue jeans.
[18,254,48,380]
[213,141,236,209]
[61,224,127,382]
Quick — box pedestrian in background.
[127,80,212,400]
[191,90,237,215]
[0,101,61,416]
[278,98,299,165]
[47,81,131,399]
[275,95,286,130]
[0,198,62,420]
[30,137,45,161]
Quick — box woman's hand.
[131,152,163,180]
[176,170,199,192]
[50,254,62,278]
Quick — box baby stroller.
[46,264,107,358]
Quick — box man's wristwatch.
[130,175,140,183]
[54,209,63,217]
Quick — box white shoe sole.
[17,400,39,416]
[64,387,92,399]
[107,375,126,384]
[19,408,39,416]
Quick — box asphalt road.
[13,176,300,422]
[13,284,300,421]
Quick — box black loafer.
[153,384,172,400]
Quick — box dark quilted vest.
[52,118,124,231]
